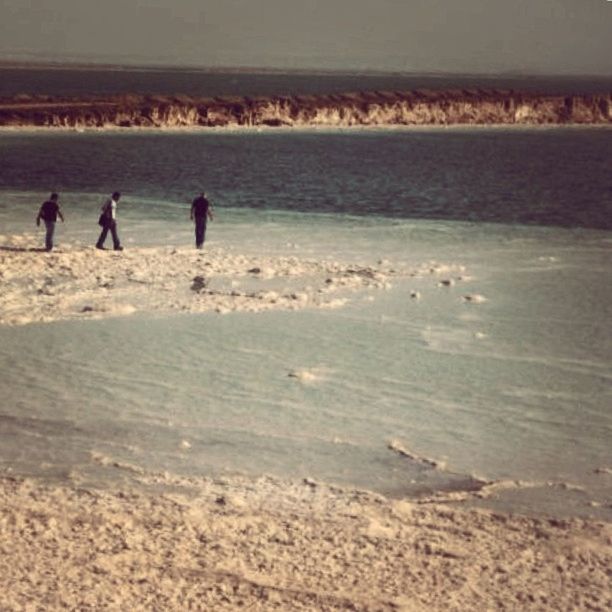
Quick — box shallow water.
[0,130,611,519]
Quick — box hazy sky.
[1,0,611,74]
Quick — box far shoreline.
[1,89,610,129]
[1,123,611,135]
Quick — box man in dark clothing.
[96,191,123,251]
[190,192,214,249]
[36,193,64,251]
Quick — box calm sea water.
[1,129,611,229]
[0,126,611,519]
[1,66,612,98]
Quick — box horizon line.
[0,58,610,81]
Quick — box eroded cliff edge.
[1,90,610,128]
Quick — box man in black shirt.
[190,192,214,249]
[36,193,64,251]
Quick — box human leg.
[194,218,201,247]
[44,220,55,250]
[96,224,109,248]
[195,217,207,248]
[109,221,122,250]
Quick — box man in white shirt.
[96,191,123,251]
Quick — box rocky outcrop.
[0,90,610,128]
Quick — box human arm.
[58,208,65,222]
[189,198,198,221]
[101,199,114,219]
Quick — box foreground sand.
[0,476,609,611]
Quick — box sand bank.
[0,475,609,610]
[0,237,469,326]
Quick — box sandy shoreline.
[0,236,473,326]
[1,475,610,611]
[2,124,612,135]
[2,233,610,609]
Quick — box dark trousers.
[195,216,208,248]
[97,220,121,249]
[44,220,55,250]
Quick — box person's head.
[50,193,58,201]
[112,191,121,201]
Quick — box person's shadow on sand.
[0,246,48,253]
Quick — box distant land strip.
[0,90,610,128]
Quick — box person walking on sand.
[36,192,64,251]
[190,191,214,249]
[96,191,124,251]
